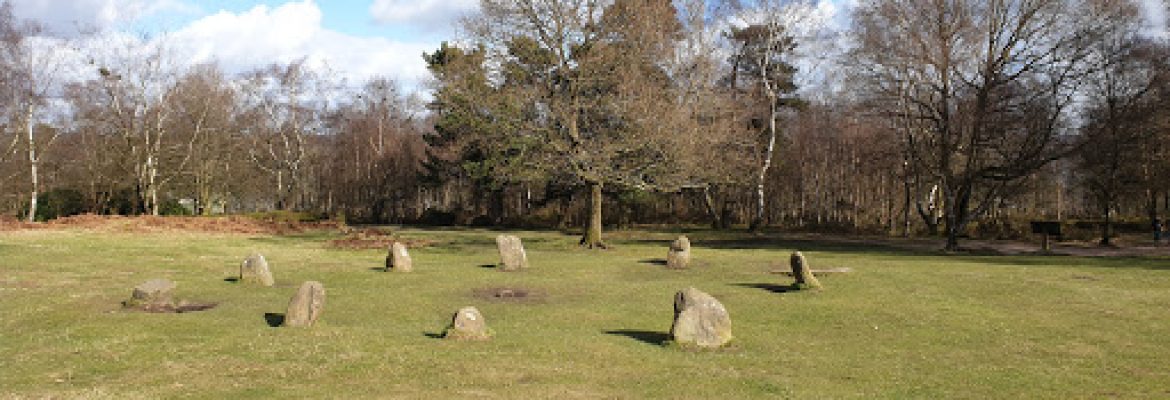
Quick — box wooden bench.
[1030,221,1061,252]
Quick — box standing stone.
[443,306,491,340]
[495,235,528,271]
[125,279,176,309]
[284,281,325,327]
[240,253,275,286]
[790,251,823,290]
[385,242,413,272]
[666,235,692,269]
[670,287,733,348]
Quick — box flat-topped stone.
[126,279,176,309]
[386,242,413,272]
[496,235,528,271]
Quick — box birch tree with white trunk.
[0,3,67,222]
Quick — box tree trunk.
[580,181,606,249]
[148,155,159,216]
[1101,203,1113,246]
[25,107,37,223]
[751,100,779,232]
[703,186,722,229]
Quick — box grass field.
[2,225,1169,398]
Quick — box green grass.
[2,227,1169,398]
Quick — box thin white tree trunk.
[25,105,37,223]
[148,154,159,215]
[753,99,778,230]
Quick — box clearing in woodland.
[1,220,1168,398]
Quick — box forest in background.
[1,0,1168,249]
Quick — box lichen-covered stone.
[666,235,692,269]
[495,235,528,271]
[240,253,275,286]
[790,251,823,290]
[385,242,413,272]
[670,287,732,348]
[284,281,325,327]
[125,279,176,309]
[443,306,491,340]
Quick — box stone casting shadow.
[264,313,285,327]
[638,258,668,266]
[605,329,671,346]
[732,283,799,294]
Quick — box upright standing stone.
[666,235,692,269]
[240,253,275,286]
[670,287,733,348]
[443,306,491,340]
[284,281,325,327]
[385,242,413,272]
[790,251,822,290]
[125,279,177,309]
[496,235,528,271]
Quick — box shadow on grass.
[223,277,239,283]
[948,254,1170,271]
[247,232,337,244]
[423,332,445,339]
[478,264,498,269]
[606,329,671,346]
[369,267,386,272]
[264,313,285,327]
[639,258,668,266]
[732,283,799,294]
[641,257,669,266]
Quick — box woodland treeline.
[2,0,1169,249]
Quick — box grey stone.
[385,242,413,272]
[284,281,325,327]
[444,306,490,340]
[790,251,823,289]
[496,235,528,271]
[670,287,733,348]
[666,235,692,269]
[126,279,176,309]
[240,253,275,286]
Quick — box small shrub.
[158,199,192,216]
[417,209,458,226]
[25,188,86,222]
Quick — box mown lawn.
[2,226,1168,398]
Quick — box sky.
[6,0,480,94]
[4,0,1167,96]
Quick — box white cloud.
[7,0,194,36]
[1138,0,1168,39]
[164,1,435,92]
[368,0,478,32]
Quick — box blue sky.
[6,0,1166,95]
[6,0,478,93]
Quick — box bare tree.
[1079,24,1168,245]
[725,1,808,231]
[83,37,185,215]
[851,0,1139,250]
[239,59,336,211]
[0,2,68,221]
